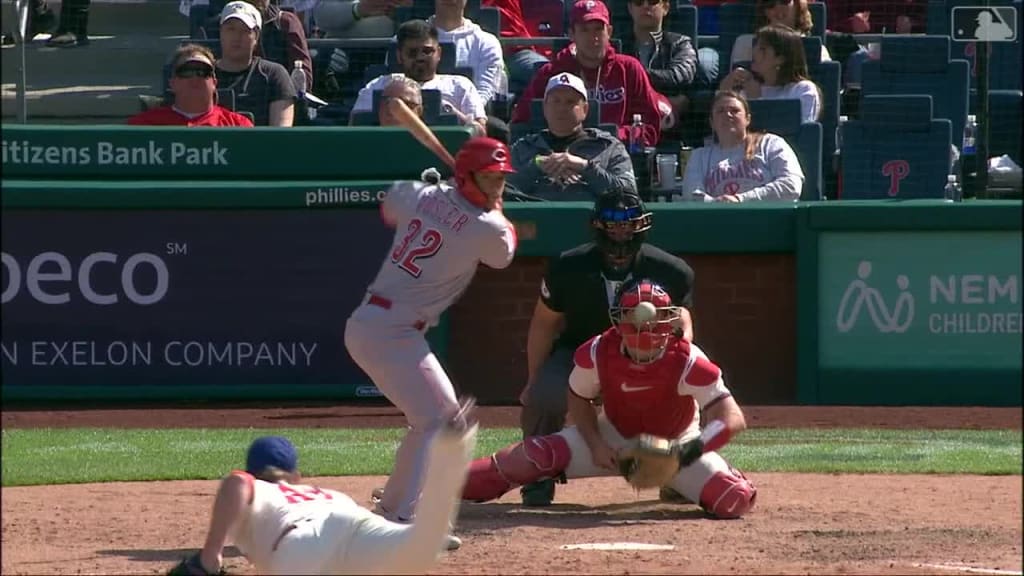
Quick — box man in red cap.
[509,0,664,147]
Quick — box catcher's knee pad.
[462,435,571,503]
[699,467,756,519]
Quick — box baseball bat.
[385,97,456,170]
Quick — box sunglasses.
[630,0,666,6]
[175,66,214,79]
[403,46,437,59]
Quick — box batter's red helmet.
[609,278,679,363]
[454,137,515,209]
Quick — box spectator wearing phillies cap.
[508,72,636,200]
[128,44,254,127]
[215,1,297,127]
[510,0,665,147]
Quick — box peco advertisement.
[1,209,398,396]
[818,231,1023,370]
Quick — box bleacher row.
[186,0,1021,201]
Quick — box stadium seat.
[927,0,1021,90]
[807,2,827,40]
[971,89,1023,163]
[860,35,970,150]
[840,95,953,199]
[748,98,824,201]
[716,1,756,78]
[518,0,568,37]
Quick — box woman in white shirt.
[719,23,822,123]
[680,90,803,202]
[729,0,831,67]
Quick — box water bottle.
[628,114,644,154]
[962,114,977,156]
[290,60,307,100]
[944,174,961,202]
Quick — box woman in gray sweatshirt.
[680,90,804,202]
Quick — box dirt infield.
[2,405,1022,575]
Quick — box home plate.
[561,542,676,551]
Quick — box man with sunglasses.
[350,19,487,131]
[128,44,255,126]
[517,191,695,506]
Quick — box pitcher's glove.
[167,553,227,576]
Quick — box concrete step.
[1,33,182,121]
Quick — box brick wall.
[446,253,797,405]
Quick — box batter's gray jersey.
[366,180,517,328]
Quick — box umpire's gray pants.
[520,347,576,439]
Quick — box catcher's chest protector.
[596,332,697,439]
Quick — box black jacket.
[620,30,698,96]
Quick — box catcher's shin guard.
[462,434,571,502]
[699,467,756,519]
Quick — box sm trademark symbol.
[165,242,188,256]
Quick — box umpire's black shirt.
[540,242,695,352]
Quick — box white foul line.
[914,563,1023,575]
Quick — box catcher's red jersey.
[569,330,731,439]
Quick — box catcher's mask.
[609,278,678,364]
[591,192,652,273]
[454,136,515,209]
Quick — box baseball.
[631,301,658,325]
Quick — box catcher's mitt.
[617,434,682,490]
[167,553,227,576]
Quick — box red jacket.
[481,0,554,57]
[510,44,662,146]
[128,105,255,127]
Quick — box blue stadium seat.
[807,2,827,40]
[520,0,567,37]
[748,98,824,201]
[971,89,1023,163]
[716,2,756,77]
[840,95,953,199]
[861,35,970,149]
[927,0,1021,90]
[667,5,699,43]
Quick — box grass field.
[2,427,1020,486]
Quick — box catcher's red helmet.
[454,137,515,209]
[609,278,679,363]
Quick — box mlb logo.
[951,6,1018,42]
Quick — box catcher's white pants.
[558,413,733,504]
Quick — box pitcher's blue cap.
[246,436,298,474]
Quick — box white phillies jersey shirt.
[229,476,372,572]
[367,180,517,327]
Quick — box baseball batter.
[344,136,518,548]
[168,397,478,575]
[462,279,757,519]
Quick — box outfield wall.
[1,126,1020,405]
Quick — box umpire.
[518,191,696,506]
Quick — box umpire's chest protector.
[595,335,697,440]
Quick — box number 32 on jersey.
[391,218,444,277]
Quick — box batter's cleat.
[659,486,694,505]
[445,534,462,551]
[520,478,555,507]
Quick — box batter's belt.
[367,294,427,331]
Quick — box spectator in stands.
[827,0,926,34]
[377,75,424,126]
[508,73,637,200]
[128,44,255,127]
[680,90,802,202]
[351,20,487,131]
[46,0,89,47]
[215,1,297,126]
[730,0,832,68]
[240,0,313,92]
[620,0,700,136]
[482,0,556,96]
[315,0,412,38]
[427,0,507,103]
[1,0,54,45]
[511,0,665,147]
[719,24,822,122]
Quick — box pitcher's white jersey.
[229,475,367,571]
[367,180,517,327]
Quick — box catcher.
[461,278,757,519]
[168,398,479,576]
